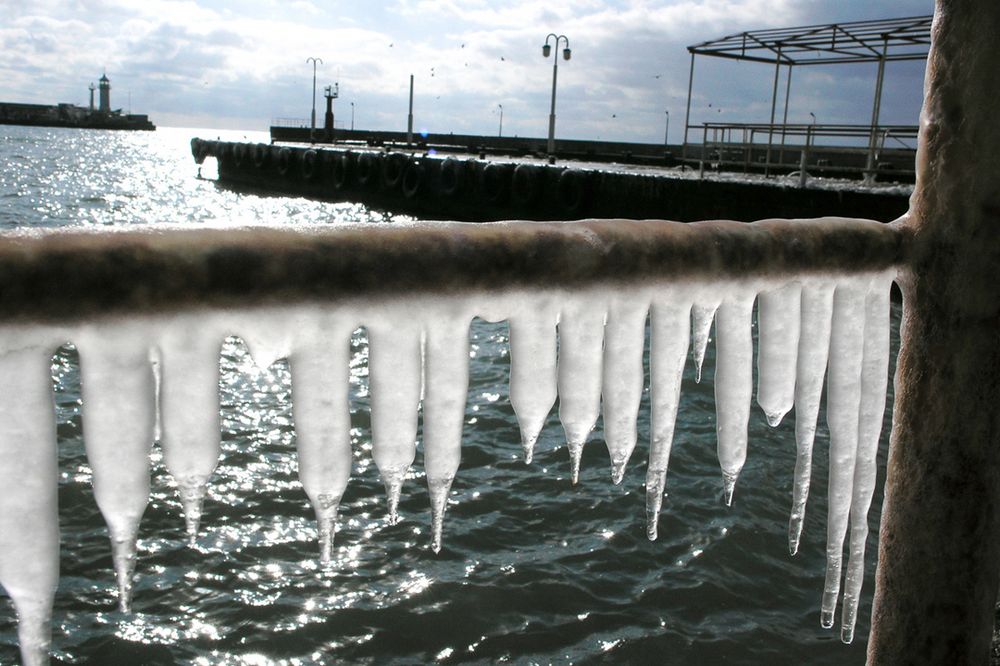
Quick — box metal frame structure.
[681,15,932,178]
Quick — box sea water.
[0,125,896,664]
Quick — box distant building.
[99,73,110,113]
[0,73,155,131]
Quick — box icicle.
[157,316,223,544]
[422,312,470,553]
[646,297,691,540]
[78,324,156,612]
[368,317,422,525]
[756,282,801,427]
[507,300,557,464]
[0,333,60,666]
[714,291,755,506]
[690,300,719,383]
[840,276,892,644]
[820,278,868,629]
[240,318,293,370]
[601,295,648,484]
[289,313,354,564]
[557,295,606,484]
[788,282,835,555]
[150,346,163,444]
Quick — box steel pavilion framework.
[681,15,933,177]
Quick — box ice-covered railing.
[4,1,1000,660]
[0,219,905,664]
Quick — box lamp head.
[542,43,551,58]
[563,47,571,60]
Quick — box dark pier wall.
[193,139,909,223]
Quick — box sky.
[1,0,934,143]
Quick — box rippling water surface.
[0,125,898,664]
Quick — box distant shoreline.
[0,101,155,131]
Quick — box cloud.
[0,0,933,139]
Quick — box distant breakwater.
[191,139,909,223]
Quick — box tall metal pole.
[864,38,890,182]
[498,104,504,137]
[543,33,570,164]
[407,74,414,145]
[764,46,783,176]
[664,109,670,147]
[682,53,695,159]
[778,64,793,163]
[350,102,355,131]
[306,57,322,142]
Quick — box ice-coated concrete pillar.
[868,1,1000,663]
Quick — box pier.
[191,139,910,223]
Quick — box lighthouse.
[99,73,110,113]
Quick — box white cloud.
[0,0,932,138]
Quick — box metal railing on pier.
[270,117,309,128]
[684,122,918,181]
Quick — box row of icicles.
[0,270,893,664]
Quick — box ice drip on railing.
[0,218,901,663]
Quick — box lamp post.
[542,33,571,164]
[497,104,504,137]
[664,109,670,147]
[350,102,355,131]
[306,56,323,141]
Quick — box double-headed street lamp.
[306,56,323,141]
[542,33,571,163]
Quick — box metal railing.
[270,117,310,128]
[686,122,919,180]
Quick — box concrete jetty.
[191,139,909,223]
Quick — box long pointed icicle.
[602,296,648,484]
[368,318,422,525]
[290,314,353,564]
[557,296,606,484]
[820,278,868,629]
[0,336,60,666]
[840,276,892,644]
[508,302,558,464]
[757,282,801,427]
[788,282,836,555]
[78,325,155,612]
[646,298,691,540]
[422,312,470,553]
[714,292,755,506]
[690,300,719,383]
[158,317,223,545]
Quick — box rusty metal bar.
[0,218,906,324]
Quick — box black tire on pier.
[439,158,464,197]
[511,164,541,205]
[356,152,381,187]
[558,168,589,217]
[190,138,204,163]
[401,159,424,199]
[480,162,512,204]
[232,143,246,168]
[382,152,408,190]
[332,151,353,191]
[276,147,293,176]
[301,149,319,180]
[216,142,231,168]
[252,143,269,168]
